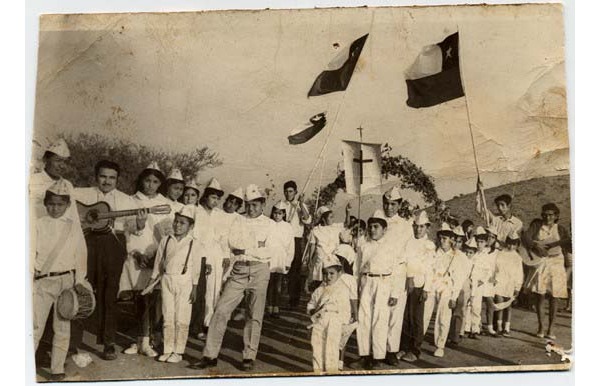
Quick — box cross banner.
[342,140,383,196]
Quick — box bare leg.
[534,293,544,335]
[547,297,558,336]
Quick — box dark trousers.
[134,291,161,338]
[86,232,126,346]
[267,273,284,308]
[449,289,467,343]
[287,237,305,307]
[400,287,426,357]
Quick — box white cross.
[445,46,453,59]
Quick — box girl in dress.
[266,201,294,318]
[493,232,524,336]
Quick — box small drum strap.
[39,219,75,275]
[160,236,171,275]
[181,240,194,275]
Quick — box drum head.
[57,288,77,320]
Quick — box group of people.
[30,139,572,380]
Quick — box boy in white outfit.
[307,255,357,373]
[422,223,469,358]
[147,205,201,363]
[355,210,404,369]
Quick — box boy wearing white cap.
[192,184,279,371]
[355,210,404,369]
[193,177,226,339]
[447,225,471,345]
[458,238,478,338]
[399,211,435,362]
[146,205,201,363]
[381,186,412,365]
[307,255,357,373]
[33,180,89,381]
[422,223,469,358]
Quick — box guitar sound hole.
[87,210,99,222]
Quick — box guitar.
[77,201,172,234]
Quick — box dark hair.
[200,187,224,204]
[42,151,61,161]
[542,203,560,217]
[95,160,121,177]
[461,219,474,236]
[179,187,200,205]
[367,217,387,229]
[270,206,287,222]
[159,179,185,197]
[283,180,297,191]
[135,168,165,194]
[447,217,460,228]
[494,194,512,206]
[506,236,521,247]
[358,219,366,231]
[43,190,70,205]
[225,194,243,209]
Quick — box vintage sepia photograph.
[28,3,571,382]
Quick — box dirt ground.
[34,293,572,382]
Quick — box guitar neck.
[96,208,145,220]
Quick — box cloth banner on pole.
[342,140,383,196]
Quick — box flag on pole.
[405,32,465,108]
[288,113,327,145]
[308,34,369,97]
[342,140,383,196]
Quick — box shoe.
[140,344,158,357]
[433,348,444,357]
[124,343,139,355]
[536,331,545,338]
[338,360,344,370]
[242,359,254,371]
[71,352,93,368]
[190,357,218,369]
[545,334,557,340]
[167,353,183,363]
[49,373,66,381]
[196,332,206,340]
[468,332,479,340]
[158,353,171,362]
[232,310,246,321]
[395,350,406,360]
[502,330,511,337]
[401,352,418,363]
[103,344,118,361]
[360,356,373,370]
[371,359,382,369]
[385,352,399,366]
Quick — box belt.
[363,273,391,277]
[234,260,265,266]
[34,269,74,281]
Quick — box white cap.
[370,209,387,222]
[465,237,478,249]
[486,224,499,237]
[273,200,287,211]
[176,204,196,222]
[145,161,161,172]
[184,178,200,192]
[334,243,355,262]
[474,226,487,237]
[383,186,402,201]
[46,138,70,158]
[205,177,223,193]
[437,222,454,236]
[316,206,332,219]
[229,187,244,201]
[46,178,72,196]
[413,211,430,226]
[453,226,466,238]
[322,255,342,269]
[167,168,184,182]
[244,184,264,201]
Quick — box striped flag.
[288,113,327,145]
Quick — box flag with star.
[405,32,465,108]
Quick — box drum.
[57,286,96,320]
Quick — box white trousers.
[387,289,408,353]
[33,274,72,374]
[311,315,342,373]
[161,274,193,354]
[204,255,224,327]
[357,276,392,359]
[464,294,483,334]
[423,289,453,349]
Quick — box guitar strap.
[39,218,75,275]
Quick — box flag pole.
[457,27,491,226]
[357,126,364,228]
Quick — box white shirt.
[74,187,139,232]
[430,247,470,301]
[383,214,413,252]
[270,220,295,273]
[471,249,498,290]
[356,238,405,298]
[310,223,344,259]
[128,191,171,255]
[307,273,357,323]
[404,236,436,290]
[228,214,279,263]
[29,171,76,220]
[194,205,227,264]
[36,214,87,283]
[487,212,523,243]
[282,199,312,238]
[494,250,524,296]
[537,224,564,258]
[151,234,201,283]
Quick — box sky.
[32,4,569,203]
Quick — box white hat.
[316,206,332,219]
[244,184,264,201]
[184,178,200,192]
[145,161,161,172]
[486,224,499,237]
[369,209,387,222]
[465,237,478,250]
[322,255,342,269]
[437,222,454,236]
[273,200,287,211]
[453,225,466,238]
[46,138,70,158]
[474,226,487,238]
[413,211,430,226]
[334,243,355,262]
[46,178,72,196]
[205,177,223,193]
[383,186,402,201]
[229,187,244,201]
[176,204,196,222]
[167,168,184,182]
